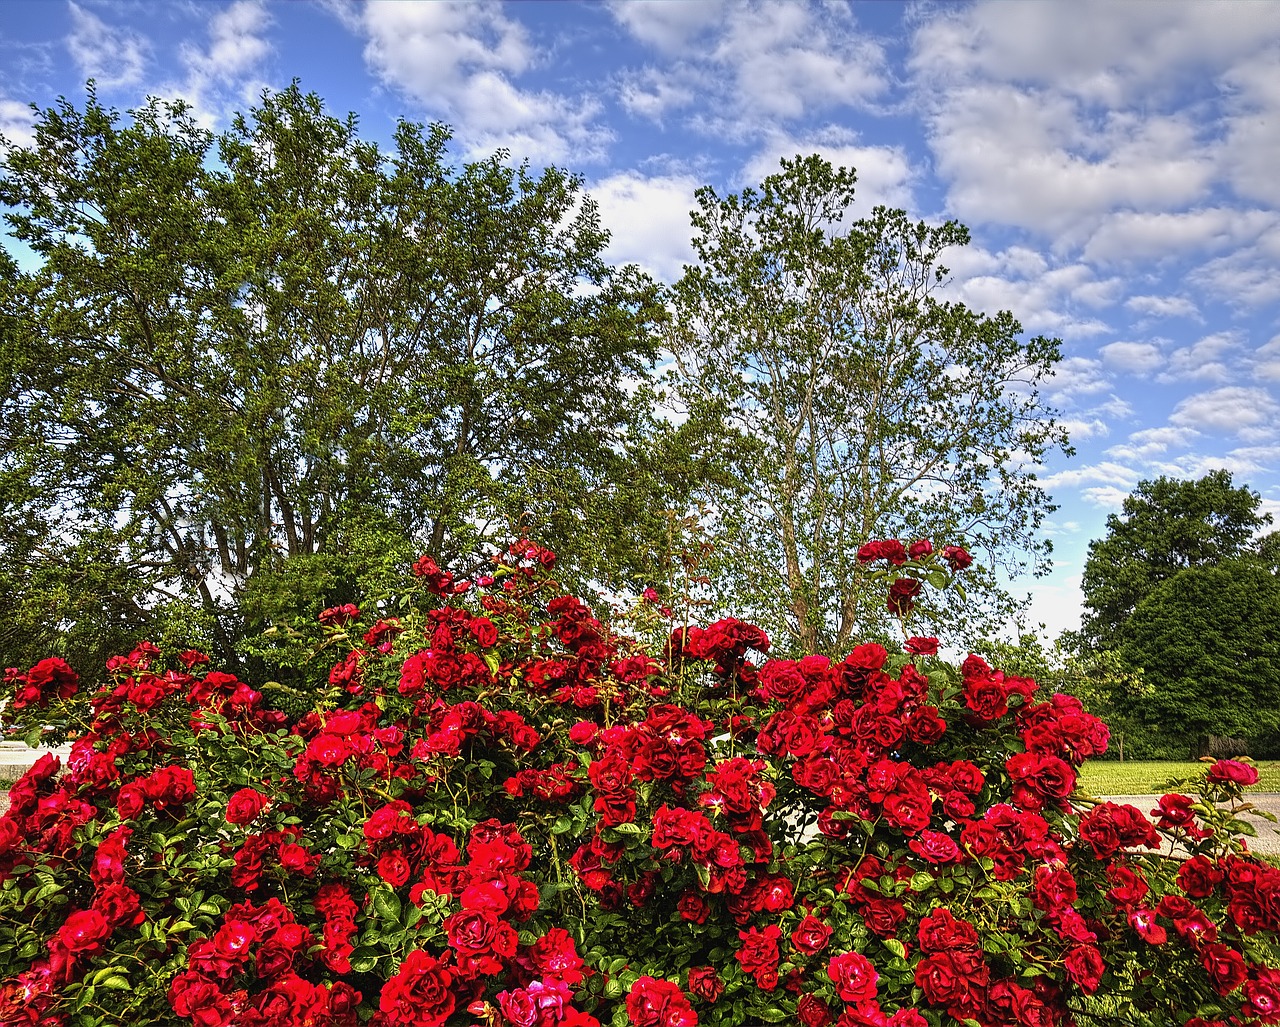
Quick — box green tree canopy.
[664,155,1068,654]
[0,83,673,673]
[1078,470,1273,648]
[1115,560,1280,746]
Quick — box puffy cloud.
[161,1,273,128]
[360,1,609,162]
[1124,294,1201,320]
[1040,461,1140,491]
[1043,356,1111,402]
[1099,340,1164,374]
[1169,386,1280,438]
[67,2,148,89]
[607,0,725,54]
[1058,417,1110,441]
[1104,425,1200,462]
[1081,485,1131,508]
[908,3,1280,243]
[0,98,36,148]
[1156,331,1243,384]
[1187,225,1280,307]
[1221,45,1280,205]
[1082,208,1276,263]
[590,171,700,281]
[611,1,888,141]
[617,67,697,124]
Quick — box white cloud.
[1255,335,1280,382]
[947,260,1115,339]
[1081,485,1131,508]
[1099,340,1164,374]
[1043,356,1110,401]
[617,67,697,124]
[612,1,888,142]
[590,171,700,282]
[1125,294,1201,320]
[908,3,1280,244]
[163,0,272,128]
[0,98,36,148]
[1058,417,1110,441]
[360,1,609,162]
[67,2,148,90]
[1169,386,1280,438]
[1040,461,1139,491]
[1157,331,1243,384]
[607,0,725,55]
[1082,208,1276,263]
[1222,45,1280,205]
[1105,425,1200,462]
[1187,225,1280,307]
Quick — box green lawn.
[1078,760,1280,795]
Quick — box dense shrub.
[2,540,1279,1027]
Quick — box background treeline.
[10,85,1276,758]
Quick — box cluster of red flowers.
[2,538,1280,1027]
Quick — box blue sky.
[3,1,1279,643]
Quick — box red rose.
[905,706,946,745]
[735,924,782,990]
[791,915,834,956]
[380,949,455,1027]
[909,830,961,864]
[1177,855,1224,898]
[827,951,878,1004]
[687,966,723,1003]
[116,781,148,820]
[905,636,939,656]
[168,971,234,1027]
[796,995,833,1027]
[1064,944,1104,994]
[23,656,80,706]
[57,909,111,953]
[887,577,922,616]
[225,787,270,825]
[378,850,412,888]
[1208,759,1259,787]
[678,891,710,924]
[942,545,973,570]
[626,976,698,1027]
[1201,943,1247,995]
[444,908,518,978]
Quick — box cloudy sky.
[3,0,1279,641]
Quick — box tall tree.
[1078,471,1272,648]
[1115,560,1280,749]
[664,155,1068,654]
[0,84,671,672]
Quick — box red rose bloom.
[1064,944,1104,994]
[225,787,270,826]
[791,915,834,956]
[827,951,879,1005]
[687,966,723,1003]
[379,949,455,1027]
[626,977,698,1027]
[1208,759,1259,787]
[886,577,922,616]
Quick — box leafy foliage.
[1073,472,1280,755]
[664,155,1068,655]
[0,84,673,674]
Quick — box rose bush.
[2,538,1280,1027]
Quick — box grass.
[1078,760,1280,795]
